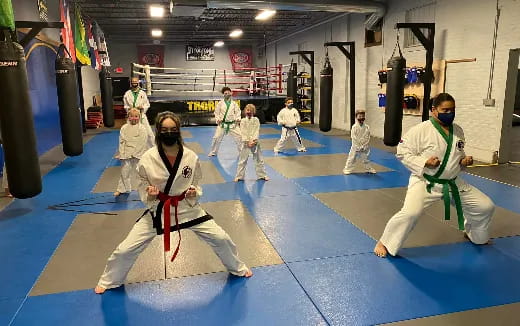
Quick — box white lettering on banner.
[56,70,69,74]
[0,61,18,67]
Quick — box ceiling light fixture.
[214,41,225,47]
[150,5,164,18]
[255,9,276,21]
[229,29,243,38]
[151,29,163,37]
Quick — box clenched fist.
[460,156,473,167]
[425,156,441,168]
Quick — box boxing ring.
[131,63,290,125]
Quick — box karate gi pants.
[380,180,494,256]
[97,215,249,289]
[343,148,374,173]
[235,143,267,180]
[116,158,139,193]
[274,127,305,152]
[209,125,242,155]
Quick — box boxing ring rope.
[132,63,288,97]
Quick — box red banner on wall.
[229,47,252,72]
[137,45,164,67]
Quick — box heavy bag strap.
[153,144,184,234]
[1,29,16,43]
[390,32,403,58]
[56,44,73,60]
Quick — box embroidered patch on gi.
[182,166,192,178]
[456,140,465,150]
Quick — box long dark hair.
[432,93,455,108]
[154,111,184,149]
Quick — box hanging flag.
[0,0,16,30]
[59,0,76,62]
[74,4,91,66]
[137,45,164,67]
[93,21,111,67]
[229,47,253,72]
[86,19,101,70]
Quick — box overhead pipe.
[206,0,386,30]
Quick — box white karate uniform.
[235,116,267,180]
[116,122,152,193]
[343,122,375,174]
[97,146,248,289]
[209,99,242,156]
[123,88,154,142]
[379,120,494,256]
[274,107,306,152]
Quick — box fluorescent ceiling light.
[229,29,243,38]
[255,9,276,21]
[151,29,163,37]
[214,41,225,47]
[150,5,164,17]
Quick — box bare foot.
[243,269,253,278]
[464,232,493,245]
[258,176,269,181]
[113,191,121,196]
[234,178,242,182]
[94,285,106,294]
[208,153,216,157]
[374,241,388,258]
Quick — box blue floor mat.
[12,265,327,326]
[288,242,520,325]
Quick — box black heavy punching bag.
[287,62,298,101]
[99,66,114,127]
[383,56,406,146]
[56,46,83,156]
[0,32,42,198]
[319,56,333,132]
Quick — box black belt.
[139,210,213,235]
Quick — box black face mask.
[159,131,180,146]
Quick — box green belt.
[221,121,234,134]
[423,174,465,230]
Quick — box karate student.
[123,77,154,142]
[274,97,306,153]
[343,110,376,174]
[374,93,494,258]
[234,104,269,182]
[114,108,153,196]
[208,87,242,157]
[95,111,252,294]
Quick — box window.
[404,3,436,48]
[365,16,383,47]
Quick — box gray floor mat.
[316,188,464,248]
[30,200,281,296]
[258,138,323,151]
[265,153,390,178]
[382,302,520,326]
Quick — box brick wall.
[265,0,520,162]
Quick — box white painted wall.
[263,0,520,163]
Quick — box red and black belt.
[156,191,213,262]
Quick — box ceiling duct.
[206,0,386,29]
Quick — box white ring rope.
[132,62,287,96]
